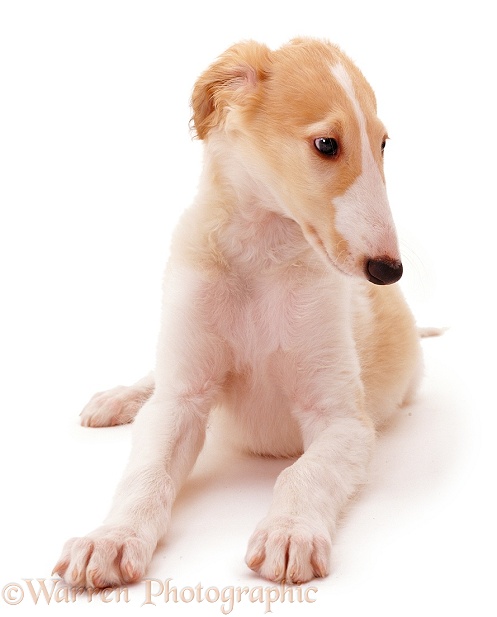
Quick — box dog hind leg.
[80,372,155,427]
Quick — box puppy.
[54,38,422,587]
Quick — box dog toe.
[54,527,151,588]
[246,515,331,584]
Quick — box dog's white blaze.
[330,63,399,261]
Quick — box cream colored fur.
[54,38,422,587]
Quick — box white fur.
[55,39,422,587]
[331,62,400,270]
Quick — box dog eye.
[314,137,339,157]
[381,140,386,154]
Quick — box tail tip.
[418,326,448,338]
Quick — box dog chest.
[215,270,343,372]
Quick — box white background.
[1,1,496,615]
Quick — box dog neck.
[193,135,317,275]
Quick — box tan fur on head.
[191,41,271,139]
[189,38,397,279]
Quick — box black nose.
[366,258,403,285]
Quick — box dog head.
[191,38,402,285]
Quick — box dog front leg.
[54,274,230,588]
[246,405,375,584]
[54,380,220,588]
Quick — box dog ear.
[191,41,271,139]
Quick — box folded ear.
[191,41,271,139]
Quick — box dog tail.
[418,326,447,338]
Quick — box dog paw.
[53,526,153,588]
[80,386,143,427]
[245,515,331,584]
